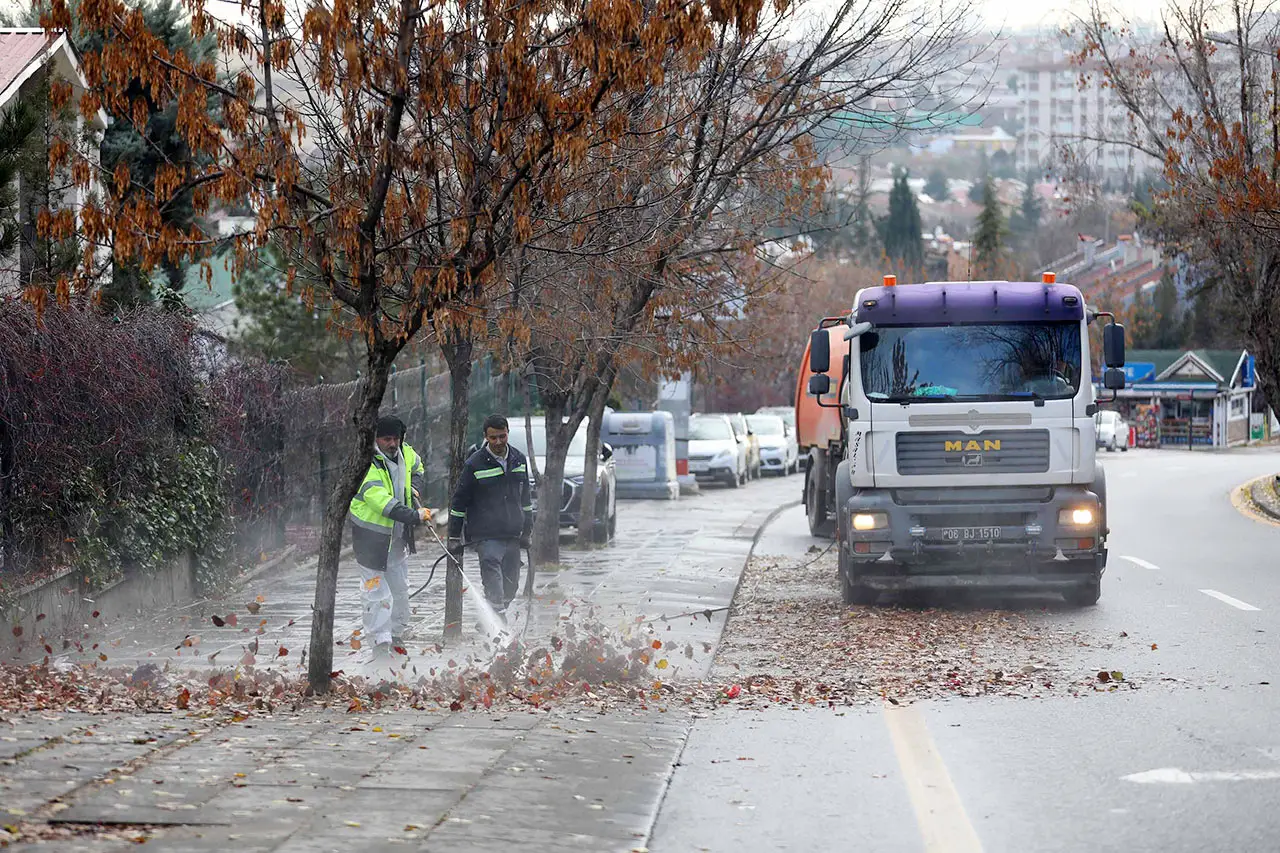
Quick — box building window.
[1230,395,1248,418]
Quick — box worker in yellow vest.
[348,415,430,658]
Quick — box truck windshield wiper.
[895,394,959,404]
[1007,391,1049,406]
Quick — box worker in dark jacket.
[448,414,533,612]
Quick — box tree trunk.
[0,390,14,575]
[1246,320,1280,434]
[306,350,392,693]
[532,397,571,565]
[440,335,474,642]
[574,378,613,547]
[494,364,511,414]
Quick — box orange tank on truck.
[794,318,847,452]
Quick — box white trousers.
[358,547,409,647]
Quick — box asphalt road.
[650,447,1280,852]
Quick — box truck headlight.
[713,449,734,464]
[1059,507,1095,526]
[852,512,888,531]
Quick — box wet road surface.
[651,447,1280,852]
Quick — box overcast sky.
[978,0,1167,30]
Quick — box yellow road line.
[883,704,984,853]
[1230,479,1280,529]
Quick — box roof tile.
[0,31,54,97]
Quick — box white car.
[1095,409,1129,452]
[754,405,795,432]
[687,414,747,487]
[747,413,799,475]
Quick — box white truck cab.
[805,274,1127,606]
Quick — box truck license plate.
[939,526,1001,541]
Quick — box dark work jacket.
[448,446,533,542]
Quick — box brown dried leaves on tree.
[1073,0,1280,407]
[44,0,776,691]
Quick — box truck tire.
[839,547,879,605]
[1063,571,1101,606]
[806,448,832,537]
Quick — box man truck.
[796,273,1126,606]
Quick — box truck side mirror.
[1103,322,1125,368]
[808,374,831,396]
[1103,368,1125,390]
[809,329,830,374]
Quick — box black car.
[507,417,618,542]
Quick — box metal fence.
[273,357,527,528]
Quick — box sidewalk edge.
[639,497,801,850]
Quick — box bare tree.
[508,0,988,562]
[1073,0,1280,407]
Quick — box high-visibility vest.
[348,444,423,554]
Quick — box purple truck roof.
[853,281,1085,326]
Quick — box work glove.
[417,507,432,523]
[447,536,463,553]
[519,534,532,550]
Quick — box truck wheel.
[840,558,879,606]
[1063,575,1101,606]
[806,449,832,537]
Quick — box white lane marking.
[883,704,983,853]
[1120,556,1160,570]
[1199,589,1261,611]
[1124,767,1280,784]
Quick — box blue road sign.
[1124,362,1156,383]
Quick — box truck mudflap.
[838,484,1106,572]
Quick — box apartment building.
[1013,49,1160,185]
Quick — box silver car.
[747,413,799,475]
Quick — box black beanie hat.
[375,415,406,439]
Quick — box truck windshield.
[860,321,1082,402]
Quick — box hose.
[408,533,534,601]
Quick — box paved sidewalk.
[1,476,797,852]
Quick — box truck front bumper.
[839,485,1104,581]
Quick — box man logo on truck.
[944,439,1001,452]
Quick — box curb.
[641,497,801,849]
[231,543,357,592]
[1231,476,1280,527]
[1248,475,1280,523]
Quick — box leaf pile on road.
[690,552,1135,708]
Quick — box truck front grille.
[895,430,1050,476]
[915,512,1028,528]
